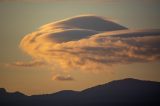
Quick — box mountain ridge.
[0,78,160,106]
[1,78,158,96]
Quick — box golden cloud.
[19,15,160,71]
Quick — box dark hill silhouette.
[0,78,160,106]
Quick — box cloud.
[19,15,160,71]
[52,74,74,81]
[8,60,46,67]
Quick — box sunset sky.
[0,0,160,96]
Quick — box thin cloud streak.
[8,60,46,67]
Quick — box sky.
[0,0,160,95]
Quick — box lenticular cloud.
[20,15,160,71]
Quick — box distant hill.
[0,78,160,106]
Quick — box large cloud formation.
[20,15,160,71]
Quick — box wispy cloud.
[19,15,160,72]
[8,60,46,67]
[52,74,74,81]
